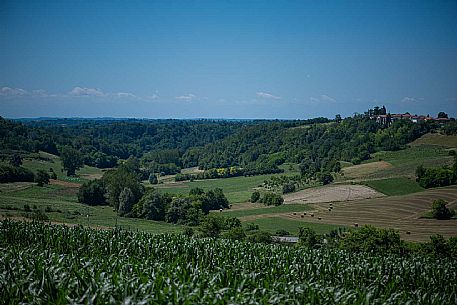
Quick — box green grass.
[248,217,344,235]
[411,133,457,148]
[362,145,453,179]
[219,203,311,218]
[156,172,295,203]
[10,151,105,183]
[0,183,182,234]
[155,163,300,203]
[362,177,424,196]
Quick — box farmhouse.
[374,113,449,125]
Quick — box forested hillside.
[1,112,453,180]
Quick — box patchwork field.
[279,186,457,242]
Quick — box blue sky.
[1,0,456,119]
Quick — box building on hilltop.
[374,112,449,125]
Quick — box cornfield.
[0,220,455,304]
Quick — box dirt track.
[283,184,384,204]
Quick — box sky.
[0,0,456,119]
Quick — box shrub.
[223,227,246,241]
[139,190,170,221]
[118,187,135,216]
[245,223,259,232]
[431,199,455,220]
[282,182,296,194]
[78,179,107,206]
[224,217,242,230]
[319,172,334,185]
[199,214,225,238]
[261,192,284,206]
[148,173,158,185]
[299,227,320,248]
[339,225,403,254]
[250,191,260,203]
[35,170,50,187]
[275,229,290,236]
[0,165,35,183]
[246,231,272,244]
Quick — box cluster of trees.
[298,225,457,258]
[175,165,283,182]
[1,117,243,166]
[183,113,432,183]
[430,199,455,220]
[0,165,35,183]
[185,214,273,243]
[78,158,230,225]
[250,191,284,206]
[0,154,52,186]
[416,157,457,188]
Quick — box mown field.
[280,185,457,242]
[1,220,456,304]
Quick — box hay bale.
[354,223,358,227]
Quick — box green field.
[0,183,182,234]
[219,203,311,218]
[361,145,453,179]
[411,133,457,148]
[2,220,455,304]
[4,151,104,183]
[155,164,299,204]
[250,217,343,235]
[362,177,424,196]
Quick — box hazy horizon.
[1,0,456,119]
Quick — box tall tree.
[60,146,84,176]
[9,154,22,167]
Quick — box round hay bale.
[318,217,322,220]
[406,231,411,235]
[311,214,314,217]
[293,212,296,215]
[300,215,304,218]
[354,223,358,227]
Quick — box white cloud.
[176,93,197,101]
[112,92,138,99]
[256,92,281,100]
[320,94,336,103]
[147,93,159,100]
[401,97,418,103]
[69,87,106,97]
[309,94,337,103]
[0,86,29,96]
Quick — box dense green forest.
[1,111,454,182]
